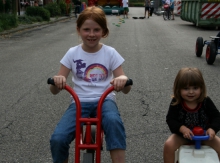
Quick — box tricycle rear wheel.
[83,153,94,163]
[206,42,216,65]
[83,125,96,163]
[195,37,203,57]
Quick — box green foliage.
[26,6,50,21]
[18,16,33,24]
[0,13,18,31]
[59,0,67,15]
[0,0,12,13]
[129,0,145,7]
[18,15,43,24]
[44,2,61,17]
[129,3,145,7]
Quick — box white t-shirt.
[165,0,170,5]
[60,44,125,103]
[122,0,128,7]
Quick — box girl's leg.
[50,103,77,163]
[101,99,126,163]
[50,103,91,163]
[163,134,189,163]
[110,149,125,163]
[203,136,220,159]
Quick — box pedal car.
[174,127,219,163]
[195,32,220,65]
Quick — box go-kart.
[195,35,220,65]
[174,127,219,163]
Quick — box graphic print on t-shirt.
[74,59,108,82]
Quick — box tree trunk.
[12,0,17,15]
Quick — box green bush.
[59,0,67,15]
[26,6,50,21]
[18,16,33,24]
[18,15,43,24]
[0,13,18,31]
[130,3,145,7]
[44,2,61,17]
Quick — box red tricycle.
[47,78,133,163]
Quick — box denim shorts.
[50,99,126,163]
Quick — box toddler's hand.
[206,128,216,140]
[180,125,194,140]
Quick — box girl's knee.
[50,134,71,148]
[164,139,174,151]
[164,134,187,152]
[102,114,123,129]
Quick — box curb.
[0,15,75,36]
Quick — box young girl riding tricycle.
[48,6,132,163]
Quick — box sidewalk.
[0,14,75,36]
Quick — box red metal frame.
[64,84,114,163]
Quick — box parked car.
[100,6,124,15]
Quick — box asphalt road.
[1,7,220,163]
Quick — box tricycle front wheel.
[206,42,216,65]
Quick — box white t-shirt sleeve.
[60,47,76,70]
[109,48,124,71]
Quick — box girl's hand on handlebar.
[180,125,194,140]
[110,75,128,92]
[206,128,216,140]
[53,75,67,90]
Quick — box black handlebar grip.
[47,78,133,87]
[47,78,55,86]
[125,79,133,87]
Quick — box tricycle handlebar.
[47,78,133,87]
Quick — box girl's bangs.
[179,73,202,88]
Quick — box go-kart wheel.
[195,37,203,57]
[206,42,216,65]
